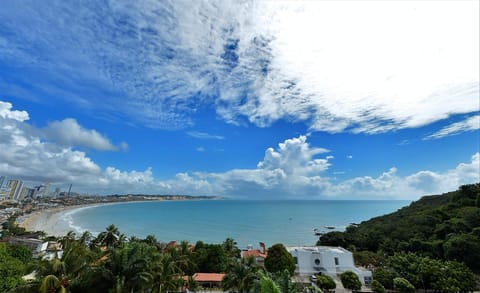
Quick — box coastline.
[16,201,152,237]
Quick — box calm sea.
[62,200,409,248]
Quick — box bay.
[63,199,409,248]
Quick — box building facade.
[6,179,23,200]
[287,246,372,285]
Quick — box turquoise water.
[63,200,409,247]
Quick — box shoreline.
[16,200,159,237]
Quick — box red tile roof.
[191,273,225,282]
[242,249,267,258]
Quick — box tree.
[222,257,259,293]
[96,225,123,249]
[316,275,336,292]
[372,268,395,289]
[0,243,26,292]
[40,275,68,293]
[443,234,480,272]
[259,272,281,293]
[340,271,361,292]
[106,242,156,293]
[272,269,297,293]
[371,280,385,293]
[393,277,415,293]
[264,244,295,275]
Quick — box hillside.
[318,183,480,272]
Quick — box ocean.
[62,199,409,248]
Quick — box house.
[287,246,372,285]
[242,242,267,267]
[1,236,49,255]
[184,273,225,290]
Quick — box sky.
[0,0,479,200]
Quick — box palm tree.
[96,225,122,248]
[78,231,92,246]
[105,242,156,292]
[34,242,93,293]
[40,274,68,293]
[59,231,76,249]
[222,257,259,293]
[259,272,281,293]
[151,252,184,293]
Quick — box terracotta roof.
[191,273,225,282]
[242,249,267,258]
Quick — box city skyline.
[0,1,479,199]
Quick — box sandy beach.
[16,200,156,237]
[17,203,106,237]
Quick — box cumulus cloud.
[1,101,479,199]
[0,101,29,121]
[42,118,120,151]
[0,1,478,132]
[424,115,480,140]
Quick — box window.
[364,276,372,285]
[314,258,321,266]
[334,257,339,266]
[293,257,298,264]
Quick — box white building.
[287,246,372,285]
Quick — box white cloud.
[196,147,205,152]
[42,118,119,151]
[1,101,478,199]
[424,115,480,140]
[0,101,29,121]
[187,131,225,140]
[0,1,478,132]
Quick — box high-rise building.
[0,176,5,188]
[33,183,50,198]
[7,179,24,200]
[19,187,34,200]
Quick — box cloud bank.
[0,1,478,134]
[1,101,478,199]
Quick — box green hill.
[318,183,480,272]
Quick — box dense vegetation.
[0,223,303,293]
[318,183,480,291]
[318,184,480,270]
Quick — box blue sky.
[0,0,479,199]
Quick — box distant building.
[0,176,5,188]
[6,179,23,200]
[33,183,50,198]
[287,246,372,285]
[1,236,49,255]
[19,187,34,200]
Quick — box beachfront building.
[242,242,267,267]
[287,246,372,285]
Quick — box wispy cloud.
[0,1,478,133]
[187,131,225,140]
[424,115,480,140]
